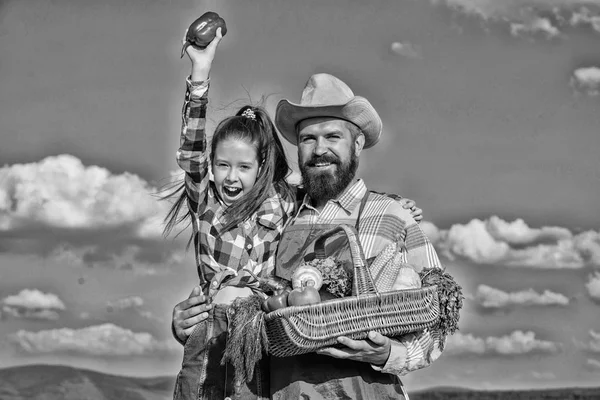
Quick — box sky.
[1,0,600,392]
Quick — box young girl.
[165,29,423,400]
[164,28,294,400]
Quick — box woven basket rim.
[264,284,439,321]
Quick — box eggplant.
[181,11,227,58]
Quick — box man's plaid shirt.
[293,179,445,377]
[176,78,294,289]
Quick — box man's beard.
[300,149,359,204]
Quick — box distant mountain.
[0,364,175,400]
[409,385,600,400]
[2,365,600,400]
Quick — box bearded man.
[270,73,445,400]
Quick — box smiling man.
[271,73,445,400]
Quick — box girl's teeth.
[224,187,241,196]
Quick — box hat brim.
[275,96,382,149]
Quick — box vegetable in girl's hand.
[181,11,227,58]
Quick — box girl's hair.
[161,105,293,241]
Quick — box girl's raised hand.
[185,27,224,82]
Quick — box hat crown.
[300,73,355,107]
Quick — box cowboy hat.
[275,73,382,149]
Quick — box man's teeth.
[315,162,331,167]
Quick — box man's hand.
[316,331,391,366]
[184,27,223,82]
[399,198,423,223]
[172,286,213,344]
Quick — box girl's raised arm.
[175,28,223,213]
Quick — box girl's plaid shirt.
[176,78,294,289]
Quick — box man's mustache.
[305,154,339,167]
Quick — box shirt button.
[246,244,252,250]
[212,281,218,287]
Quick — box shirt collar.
[299,179,367,215]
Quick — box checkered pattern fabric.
[176,78,294,290]
[293,180,445,376]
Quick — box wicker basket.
[264,224,440,358]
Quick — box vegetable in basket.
[261,288,290,312]
[291,265,323,290]
[288,286,321,306]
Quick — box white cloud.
[0,154,168,236]
[106,296,144,311]
[390,41,422,58]
[1,289,66,320]
[2,289,65,310]
[432,0,600,39]
[531,370,556,380]
[475,284,569,308]
[570,67,600,97]
[1,307,61,321]
[9,323,177,356]
[104,296,162,321]
[446,330,562,356]
[587,330,600,353]
[571,7,600,32]
[486,216,571,245]
[586,272,600,300]
[510,17,561,38]
[586,358,600,370]
[0,155,186,268]
[441,218,512,264]
[424,217,599,268]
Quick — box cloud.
[586,358,600,370]
[1,307,61,321]
[570,7,600,33]
[106,296,144,311]
[510,17,561,38]
[475,284,569,309]
[531,370,556,380]
[390,41,422,58]
[586,272,600,300]
[8,323,177,356]
[104,296,162,321]
[485,216,572,245]
[424,217,600,268]
[0,154,166,233]
[586,330,600,353]
[433,0,600,38]
[0,155,186,268]
[1,289,65,320]
[446,330,562,356]
[570,67,600,97]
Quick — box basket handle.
[313,224,379,296]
